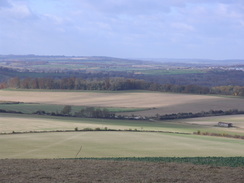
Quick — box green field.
[0,103,146,114]
[0,132,243,159]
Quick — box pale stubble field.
[1,90,244,116]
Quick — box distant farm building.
[218,122,233,128]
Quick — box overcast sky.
[1,0,244,59]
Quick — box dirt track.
[0,159,243,183]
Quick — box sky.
[0,0,244,59]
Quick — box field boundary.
[2,128,244,140]
[0,128,192,136]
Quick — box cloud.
[1,0,244,59]
[0,0,12,8]
[42,14,71,26]
[171,22,195,32]
[0,0,34,21]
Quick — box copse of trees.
[211,85,244,96]
[32,106,115,118]
[61,105,72,115]
[0,109,22,114]
[2,76,244,96]
[74,107,115,118]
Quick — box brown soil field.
[120,97,244,116]
[0,90,235,108]
[1,90,244,116]
[0,159,243,183]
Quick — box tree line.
[33,106,115,118]
[2,76,244,96]
[159,109,244,120]
[2,106,243,121]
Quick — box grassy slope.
[0,132,243,159]
[0,113,243,159]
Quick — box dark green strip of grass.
[74,157,244,167]
[0,103,147,114]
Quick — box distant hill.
[0,55,244,87]
[1,55,243,65]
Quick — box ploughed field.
[1,159,243,183]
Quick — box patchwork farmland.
[0,90,243,157]
[0,89,243,182]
